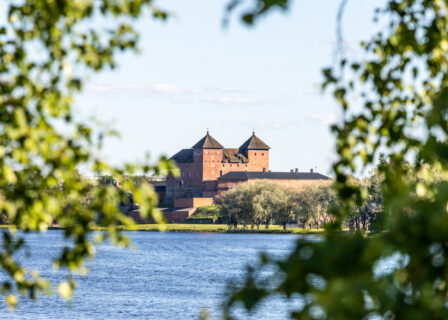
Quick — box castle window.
[245,164,247,167]
[222,164,225,167]
[237,164,239,167]
[262,153,264,156]
[230,164,232,167]
[255,153,257,155]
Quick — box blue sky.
[73,0,380,176]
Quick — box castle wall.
[174,197,214,208]
[217,179,246,196]
[166,150,203,204]
[167,135,271,203]
[176,162,202,186]
[246,150,269,172]
[202,149,223,181]
[165,184,203,205]
[220,162,249,176]
[168,148,270,202]
[219,151,269,177]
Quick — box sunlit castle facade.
[166,131,270,203]
[165,131,332,206]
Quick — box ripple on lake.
[1,231,305,320]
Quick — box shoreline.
[0,224,323,235]
[92,224,323,234]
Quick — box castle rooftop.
[192,132,224,149]
[239,132,270,150]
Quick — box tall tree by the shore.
[218,180,286,230]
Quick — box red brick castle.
[166,131,330,205]
[166,131,270,202]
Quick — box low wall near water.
[129,208,197,224]
[173,197,213,208]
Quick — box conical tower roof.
[192,131,224,149]
[239,132,270,150]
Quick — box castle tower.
[239,131,270,172]
[191,131,224,182]
[167,131,271,202]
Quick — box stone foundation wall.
[174,197,214,208]
[165,185,203,205]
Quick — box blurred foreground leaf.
[223,0,448,319]
[0,0,176,306]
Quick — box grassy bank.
[94,224,323,234]
[0,224,324,234]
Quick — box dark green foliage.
[217,180,289,230]
[223,1,448,319]
[193,205,221,218]
[187,205,222,223]
[224,0,290,26]
[125,175,165,187]
[0,0,178,307]
[217,180,335,230]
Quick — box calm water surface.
[1,231,306,320]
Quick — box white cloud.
[86,83,233,96]
[211,97,287,106]
[87,83,183,94]
[214,97,259,105]
[87,84,147,93]
[258,120,301,129]
[152,83,182,94]
[309,113,338,126]
[233,119,301,130]
[85,83,287,107]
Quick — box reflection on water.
[1,231,306,320]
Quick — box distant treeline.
[216,177,379,231]
[95,174,165,187]
[215,163,380,231]
[216,180,335,230]
[216,160,445,231]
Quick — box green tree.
[272,189,296,230]
[294,187,318,229]
[314,184,336,228]
[218,180,288,230]
[222,181,262,229]
[295,185,334,229]
[0,0,178,308]
[217,187,244,229]
[223,1,448,319]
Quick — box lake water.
[0,231,305,320]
